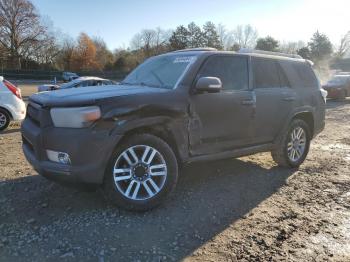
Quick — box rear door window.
[198,55,249,91]
[252,58,280,89]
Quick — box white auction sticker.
[173,56,195,63]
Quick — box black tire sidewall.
[103,134,178,211]
[283,119,311,168]
[0,109,10,131]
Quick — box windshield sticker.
[173,56,195,63]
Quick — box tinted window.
[75,80,91,88]
[198,55,248,91]
[279,61,318,88]
[294,63,318,88]
[278,65,290,87]
[103,80,114,85]
[252,58,280,88]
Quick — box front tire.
[103,134,178,211]
[271,119,311,168]
[0,109,10,131]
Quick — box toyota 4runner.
[21,48,326,211]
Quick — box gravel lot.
[0,85,349,261]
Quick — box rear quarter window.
[279,61,318,89]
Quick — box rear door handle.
[241,100,255,106]
[283,97,296,101]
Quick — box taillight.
[3,80,22,100]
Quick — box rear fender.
[275,106,315,143]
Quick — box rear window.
[252,58,281,88]
[279,61,318,88]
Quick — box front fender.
[102,106,190,163]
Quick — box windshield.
[122,54,196,89]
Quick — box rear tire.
[0,109,10,131]
[103,134,178,211]
[271,119,311,168]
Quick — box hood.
[30,84,169,107]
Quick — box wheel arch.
[109,116,190,167]
[292,111,314,138]
[0,106,13,119]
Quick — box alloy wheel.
[287,126,306,162]
[113,145,168,201]
[0,112,7,128]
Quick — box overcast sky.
[31,0,349,50]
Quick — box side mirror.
[195,77,222,93]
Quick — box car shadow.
[0,156,296,260]
[0,128,20,135]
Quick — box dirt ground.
[0,85,349,261]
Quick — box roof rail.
[238,48,303,59]
[172,47,217,53]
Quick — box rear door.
[252,57,296,143]
[189,55,256,155]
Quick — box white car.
[0,76,26,131]
[37,77,116,92]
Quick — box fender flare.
[275,106,315,144]
[108,114,190,163]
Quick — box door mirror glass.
[195,77,222,93]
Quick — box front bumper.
[21,110,122,184]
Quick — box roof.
[169,48,306,62]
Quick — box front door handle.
[241,100,255,106]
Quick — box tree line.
[0,0,349,73]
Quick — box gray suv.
[21,49,326,211]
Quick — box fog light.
[46,150,71,164]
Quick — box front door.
[189,55,256,156]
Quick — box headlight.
[50,106,101,128]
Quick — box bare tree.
[216,23,233,50]
[335,31,350,58]
[232,24,258,49]
[56,36,76,70]
[279,41,306,54]
[130,28,170,56]
[130,33,143,50]
[0,0,46,69]
[93,36,114,70]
